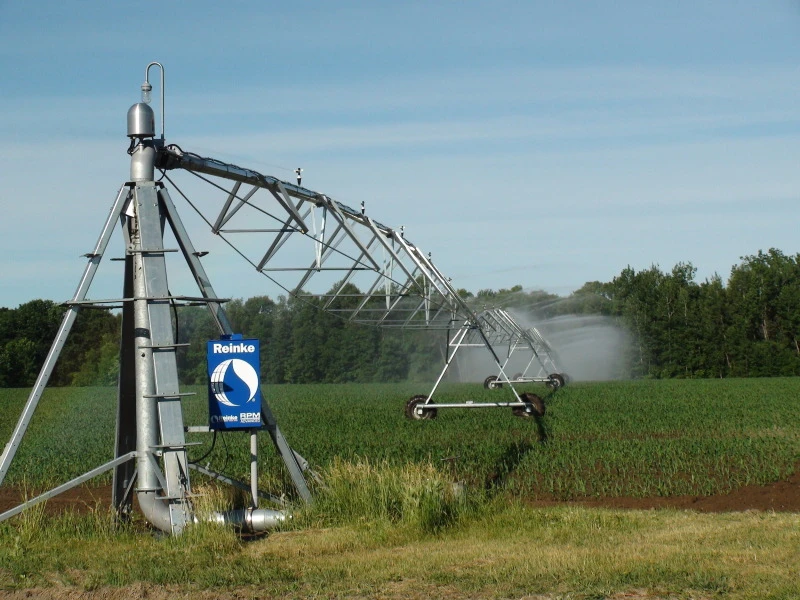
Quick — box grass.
[1,378,799,597]
[298,458,477,534]
[1,496,799,598]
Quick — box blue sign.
[207,334,263,430]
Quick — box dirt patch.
[518,462,800,513]
[0,585,695,600]
[3,466,799,517]
[0,485,113,516]
[0,582,283,600]
[570,470,800,512]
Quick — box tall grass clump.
[300,458,482,534]
[168,483,247,555]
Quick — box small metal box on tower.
[207,334,263,430]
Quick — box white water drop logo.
[210,358,259,407]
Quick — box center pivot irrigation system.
[0,63,565,535]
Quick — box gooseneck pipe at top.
[142,61,165,141]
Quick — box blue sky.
[1,1,799,308]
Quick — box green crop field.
[1,378,798,501]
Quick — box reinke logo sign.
[207,335,263,430]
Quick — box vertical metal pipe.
[129,130,173,532]
[250,429,259,509]
[132,230,159,493]
[130,141,156,182]
[130,191,172,532]
[131,136,159,495]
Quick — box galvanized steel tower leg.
[131,168,193,534]
[0,187,129,487]
[112,230,138,515]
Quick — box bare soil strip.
[528,463,800,512]
[2,464,799,516]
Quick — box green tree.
[0,338,39,387]
[266,297,293,383]
[176,305,218,384]
[696,275,731,378]
[55,308,121,386]
[727,249,800,376]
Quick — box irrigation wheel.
[405,395,438,420]
[546,373,566,390]
[483,375,502,390]
[512,392,546,418]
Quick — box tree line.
[2,248,800,387]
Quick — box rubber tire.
[484,375,502,390]
[547,373,566,390]
[405,395,438,420]
[513,392,545,418]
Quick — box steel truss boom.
[156,146,475,329]
[155,145,565,417]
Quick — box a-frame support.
[0,186,129,489]
[0,178,310,532]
